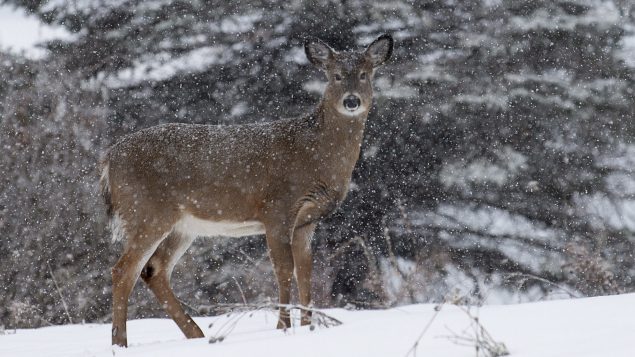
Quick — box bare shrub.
[445,304,509,357]
[564,243,620,296]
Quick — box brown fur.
[102,34,393,347]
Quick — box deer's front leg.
[265,226,294,329]
[292,222,316,326]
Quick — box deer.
[100,34,393,347]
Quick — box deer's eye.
[359,72,367,80]
[334,74,342,81]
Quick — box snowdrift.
[1,293,634,357]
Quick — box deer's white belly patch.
[174,214,265,238]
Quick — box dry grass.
[196,302,342,343]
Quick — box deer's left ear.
[365,34,393,67]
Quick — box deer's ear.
[365,34,393,67]
[305,38,334,70]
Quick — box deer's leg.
[112,225,168,347]
[292,222,316,326]
[140,232,204,339]
[266,226,294,329]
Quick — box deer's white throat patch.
[174,213,265,238]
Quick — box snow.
[0,5,71,58]
[619,32,635,68]
[431,204,553,243]
[375,77,417,98]
[509,2,621,31]
[1,293,634,357]
[576,193,635,231]
[105,46,230,88]
[439,147,528,189]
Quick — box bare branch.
[47,262,73,324]
[196,302,343,343]
[505,272,581,299]
[232,277,248,305]
[444,304,509,357]
[405,303,444,357]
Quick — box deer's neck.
[313,100,368,146]
[309,101,368,178]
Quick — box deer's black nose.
[343,95,361,111]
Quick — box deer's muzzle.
[343,94,361,111]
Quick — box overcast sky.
[0,5,70,58]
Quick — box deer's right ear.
[305,38,334,70]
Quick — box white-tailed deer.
[100,34,393,347]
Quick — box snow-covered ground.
[1,293,633,357]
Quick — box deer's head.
[305,34,393,117]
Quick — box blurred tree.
[0,51,110,326]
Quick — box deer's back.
[104,120,320,223]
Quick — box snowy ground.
[1,293,633,357]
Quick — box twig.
[0,325,16,335]
[9,302,55,327]
[444,305,509,357]
[506,272,581,299]
[232,277,248,305]
[396,197,414,235]
[405,303,444,357]
[351,236,386,301]
[326,235,386,303]
[178,298,200,315]
[197,302,342,343]
[47,261,73,324]
[382,216,415,303]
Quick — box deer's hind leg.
[112,221,172,347]
[140,232,204,339]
